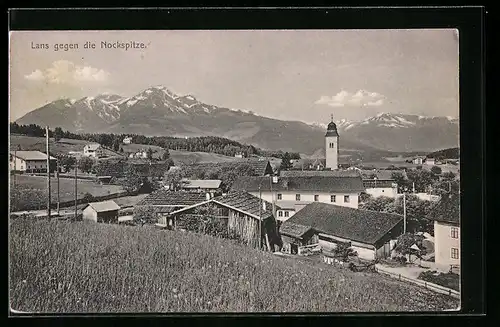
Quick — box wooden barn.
[136,190,209,220]
[166,191,281,251]
[82,200,120,223]
[279,202,403,260]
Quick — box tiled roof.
[280,170,361,178]
[180,179,222,189]
[279,222,312,239]
[427,193,460,225]
[275,200,311,210]
[291,159,326,169]
[186,159,272,176]
[213,191,279,220]
[137,190,208,206]
[358,169,407,180]
[86,200,120,213]
[10,151,56,161]
[231,175,365,193]
[281,202,403,245]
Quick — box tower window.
[314,195,319,201]
[329,142,335,148]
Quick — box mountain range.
[15,86,459,156]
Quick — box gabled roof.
[275,200,311,210]
[280,202,403,245]
[137,190,208,206]
[85,200,120,213]
[180,179,222,189]
[85,143,101,150]
[279,222,313,239]
[186,159,272,176]
[280,170,360,178]
[169,190,279,221]
[231,175,365,193]
[10,151,56,161]
[427,193,460,225]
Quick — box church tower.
[325,114,339,170]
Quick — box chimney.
[272,176,278,184]
[262,201,267,211]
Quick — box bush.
[82,193,95,203]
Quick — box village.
[9,118,461,300]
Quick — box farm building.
[82,200,120,223]
[83,143,103,158]
[178,179,222,195]
[428,193,460,268]
[279,202,403,260]
[122,136,133,145]
[185,159,274,177]
[231,174,365,209]
[136,190,209,218]
[164,191,281,251]
[9,150,57,173]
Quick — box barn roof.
[231,175,365,193]
[279,222,313,239]
[427,193,460,225]
[180,179,222,189]
[281,202,403,245]
[186,159,272,176]
[10,151,56,161]
[85,200,120,213]
[137,190,208,207]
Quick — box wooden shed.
[82,200,121,223]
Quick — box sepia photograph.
[9,28,461,313]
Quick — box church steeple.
[325,113,339,170]
[325,113,339,137]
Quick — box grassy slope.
[9,219,458,313]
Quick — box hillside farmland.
[9,219,459,313]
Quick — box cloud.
[315,89,385,107]
[24,60,110,84]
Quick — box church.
[325,114,340,170]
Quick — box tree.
[118,165,145,193]
[119,147,124,153]
[59,155,76,173]
[53,127,64,142]
[406,169,436,193]
[112,138,121,152]
[359,192,373,203]
[393,233,427,262]
[162,149,170,161]
[78,157,94,174]
[359,196,397,213]
[430,166,442,176]
[147,147,154,160]
[82,192,95,203]
[163,169,186,191]
[441,171,456,180]
[280,152,292,171]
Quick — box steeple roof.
[325,114,339,137]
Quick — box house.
[274,200,310,222]
[425,157,435,166]
[9,151,57,173]
[83,143,103,158]
[185,160,274,177]
[362,179,398,198]
[231,174,365,209]
[412,157,425,165]
[234,152,245,158]
[136,190,209,218]
[178,179,222,196]
[279,202,403,260]
[123,136,132,145]
[82,200,120,223]
[427,193,460,268]
[164,191,281,251]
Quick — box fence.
[374,266,460,299]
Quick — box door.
[291,244,298,255]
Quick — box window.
[329,142,335,148]
[344,195,350,203]
[314,195,319,201]
[451,227,459,239]
[278,211,283,217]
[451,248,459,259]
[284,211,289,217]
[277,193,282,200]
[330,195,336,202]
[296,194,301,201]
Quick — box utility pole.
[258,184,262,250]
[46,126,51,219]
[74,157,78,221]
[403,192,407,234]
[56,159,60,214]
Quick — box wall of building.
[365,187,398,198]
[250,191,359,209]
[97,211,119,223]
[434,220,460,267]
[325,136,339,170]
[10,157,55,173]
[276,209,296,221]
[10,157,26,171]
[82,207,98,222]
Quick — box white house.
[82,200,120,223]
[123,136,132,145]
[83,143,103,158]
[428,194,460,268]
[412,157,425,165]
[363,179,398,198]
[10,151,57,173]
[425,157,435,166]
[279,202,404,260]
[231,174,365,210]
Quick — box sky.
[9,29,459,123]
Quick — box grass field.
[9,219,459,313]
